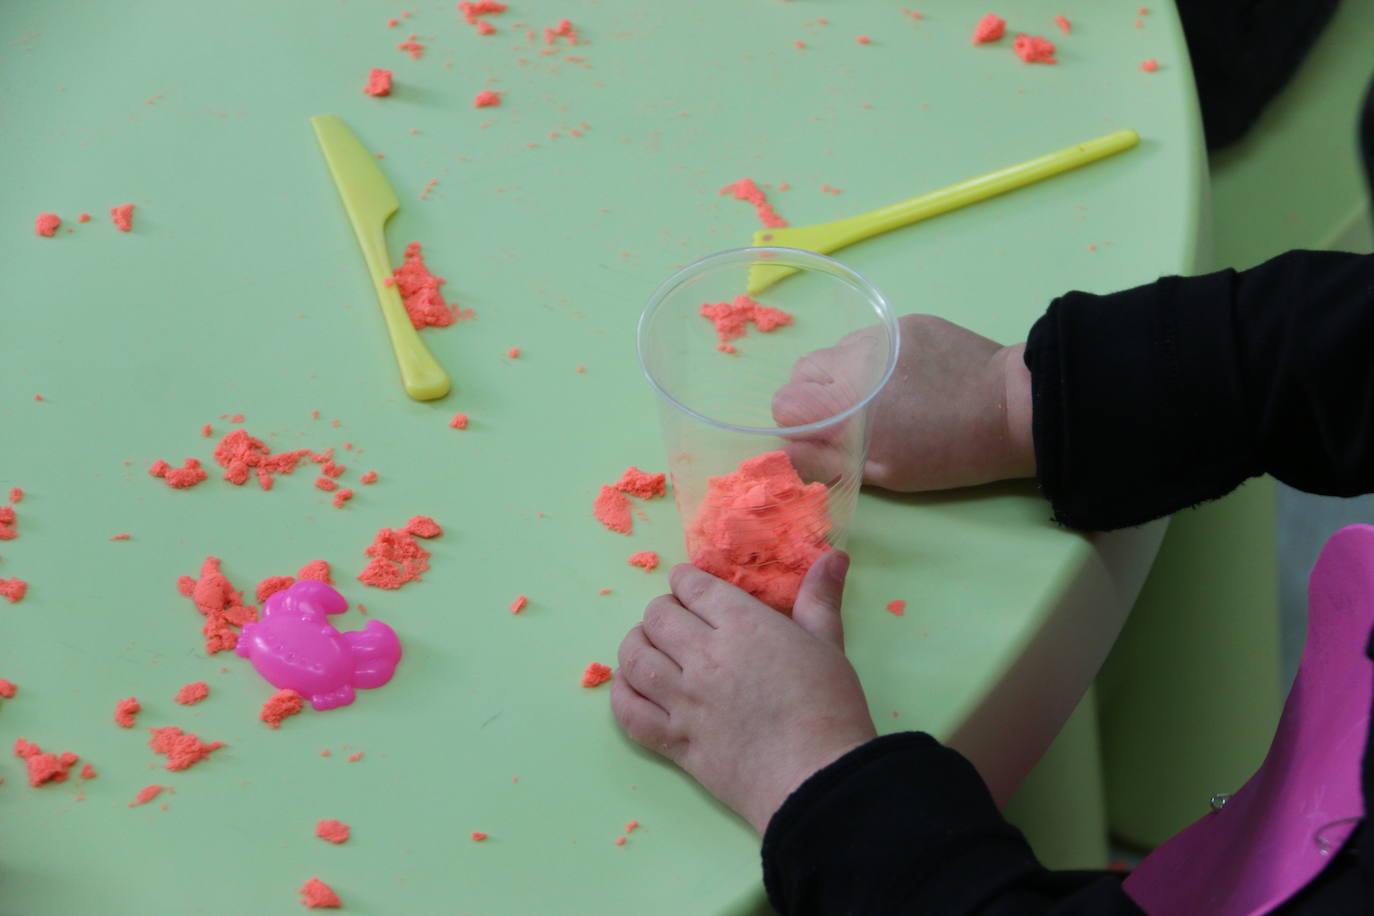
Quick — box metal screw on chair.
[1313,816,1363,856]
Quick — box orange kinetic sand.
[360,470,378,484]
[174,681,210,705]
[594,485,633,535]
[581,662,613,687]
[459,1,507,23]
[1141,58,1158,72]
[332,489,354,508]
[111,204,135,232]
[0,578,26,604]
[257,576,296,602]
[471,831,489,841]
[261,689,305,729]
[687,451,831,612]
[35,213,61,237]
[0,678,16,698]
[544,17,579,45]
[300,877,342,909]
[509,595,528,614]
[213,430,311,488]
[886,599,907,616]
[700,295,794,352]
[149,457,209,489]
[1013,34,1057,63]
[406,515,443,538]
[392,242,457,328]
[299,560,333,583]
[114,697,141,728]
[1054,14,1071,34]
[364,68,393,96]
[315,477,338,492]
[148,726,225,771]
[628,551,659,572]
[718,178,787,229]
[972,13,1006,43]
[13,739,79,786]
[474,90,502,108]
[0,505,16,539]
[316,819,351,844]
[449,413,469,429]
[178,556,258,654]
[128,784,167,807]
[397,39,424,59]
[80,763,97,779]
[9,487,22,503]
[78,212,91,223]
[614,467,666,499]
[358,519,439,588]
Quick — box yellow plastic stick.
[747,128,1139,294]
[311,114,451,401]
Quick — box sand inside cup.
[687,450,831,613]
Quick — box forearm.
[1023,250,1374,531]
[762,733,1140,915]
[996,342,1036,481]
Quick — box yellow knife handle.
[818,129,1141,251]
[355,222,451,401]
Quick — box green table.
[1,2,1200,911]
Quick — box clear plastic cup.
[637,247,899,612]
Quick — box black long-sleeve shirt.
[761,250,1374,915]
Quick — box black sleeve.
[1175,0,1339,150]
[1025,250,1374,531]
[761,733,1142,916]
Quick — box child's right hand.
[772,314,1035,492]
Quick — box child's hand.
[611,553,876,835]
[772,314,1034,492]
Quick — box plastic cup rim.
[636,246,900,438]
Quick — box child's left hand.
[611,552,878,834]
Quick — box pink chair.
[1122,523,1373,914]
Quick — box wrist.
[994,343,1036,480]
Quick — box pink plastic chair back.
[1122,523,1373,915]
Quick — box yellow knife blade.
[311,114,451,401]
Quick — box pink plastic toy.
[1124,524,1374,914]
[235,580,402,710]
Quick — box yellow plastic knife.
[311,114,451,401]
[746,128,1139,294]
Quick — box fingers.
[790,550,850,649]
[610,675,674,752]
[771,377,856,431]
[642,593,715,664]
[617,624,683,707]
[780,435,849,487]
[668,563,770,627]
[772,344,852,430]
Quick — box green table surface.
[1,2,1200,912]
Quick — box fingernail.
[830,550,851,581]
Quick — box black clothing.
[1177,0,1341,150]
[762,251,1374,914]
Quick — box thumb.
[791,550,850,649]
